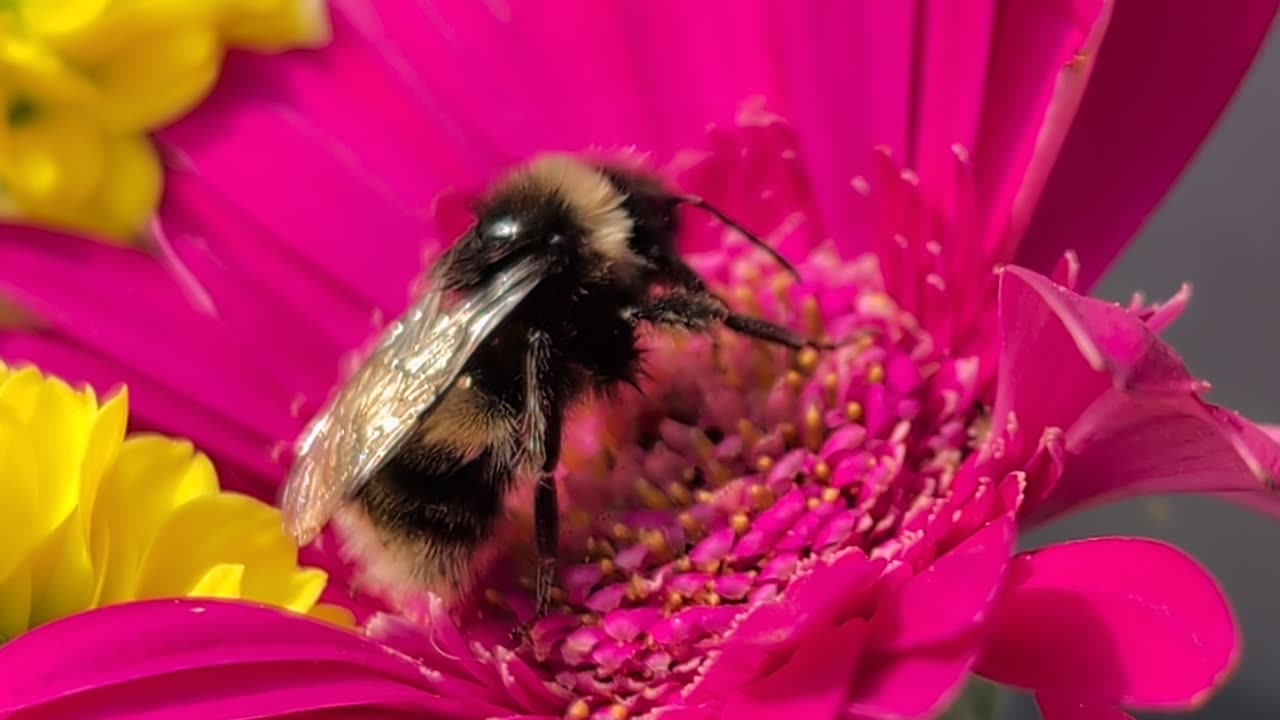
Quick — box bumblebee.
[281,154,822,616]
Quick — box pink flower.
[1,2,1277,719]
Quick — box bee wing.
[280,253,550,545]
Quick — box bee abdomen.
[339,447,509,602]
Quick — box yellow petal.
[94,436,218,604]
[88,519,110,606]
[220,0,331,50]
[135,492,325,614]
[307,602,357,629]
[83,133,161,241]
[279,567,328,614]
[0,35,99,105]
[17,0,113,37]
[0,406,40,584]
[0,365,52,422]
[189,563,246,598]
[29,1,218,64]
[78,386,128,525]
[26,376,97,533]
[0,105,106,211]
[93,27,221,132]
[0,563,32,642]
[27,510,96,628]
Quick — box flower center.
[467,244,987,718]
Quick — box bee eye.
[482,217,521,241]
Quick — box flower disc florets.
[390,240,1003,719]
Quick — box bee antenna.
[675,195,801,281]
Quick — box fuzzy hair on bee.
[280,153,826,616]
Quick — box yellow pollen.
[665,591,685,611]
[681,467,699,483]
[755,455,775,473]
[784,369,805,392]
[548,587,567,604]
[644,530,669,557]
[690,429,715,463]
[779,422,798,446]
[666,481,692,506]
[749,484,776,510]
[611,523,634,543]
[804,405,823,451]
[697,560,722,575]
[587,537,616,560]
[635,478,671,509]
[867,363,886,384]
[822,487,842,504]
[579,613,599,626]
[722,359,743,390]
[802,296,823,338]
[626,576,649,601]
[770,273,794,300]
[609,703,630,720]
[567,699,591,720]
[598,558,616,576]
[806,497,821,511]
[733,287,761,315]
[845,401,864,422]
[674,556,693,573]
[813,461,832,483]
[693,490,716,505]
[708,460,733,487]
[751,346,777,389]
[737,418,760,451]
[731,512,751,535]
[795,346,820,375]
[822,373,840,405]
[678,513,703,536]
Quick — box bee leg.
[625,291,830,350]
[522,329,564,619]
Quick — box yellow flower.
[0,0,330,243]
[0,361,348,641]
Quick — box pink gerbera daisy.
[1,2,1278,719]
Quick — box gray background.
[1006,22,1280,720]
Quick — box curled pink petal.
[989,265,1280,523]
[975,538,1239,711]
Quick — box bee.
[280,154,825,617]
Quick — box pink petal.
[722,619,868,720]
[0,599,509,719]
[847,517,1016,719]
[990,265,1280,523]
[867,517,1014,652]
[975,538,1239,711]
[1037,694,1135,720]
[1015,0,1280,289]
[971,0,1109,263]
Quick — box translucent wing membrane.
[281,254,550,545]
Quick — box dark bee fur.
[336,155,819,613]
